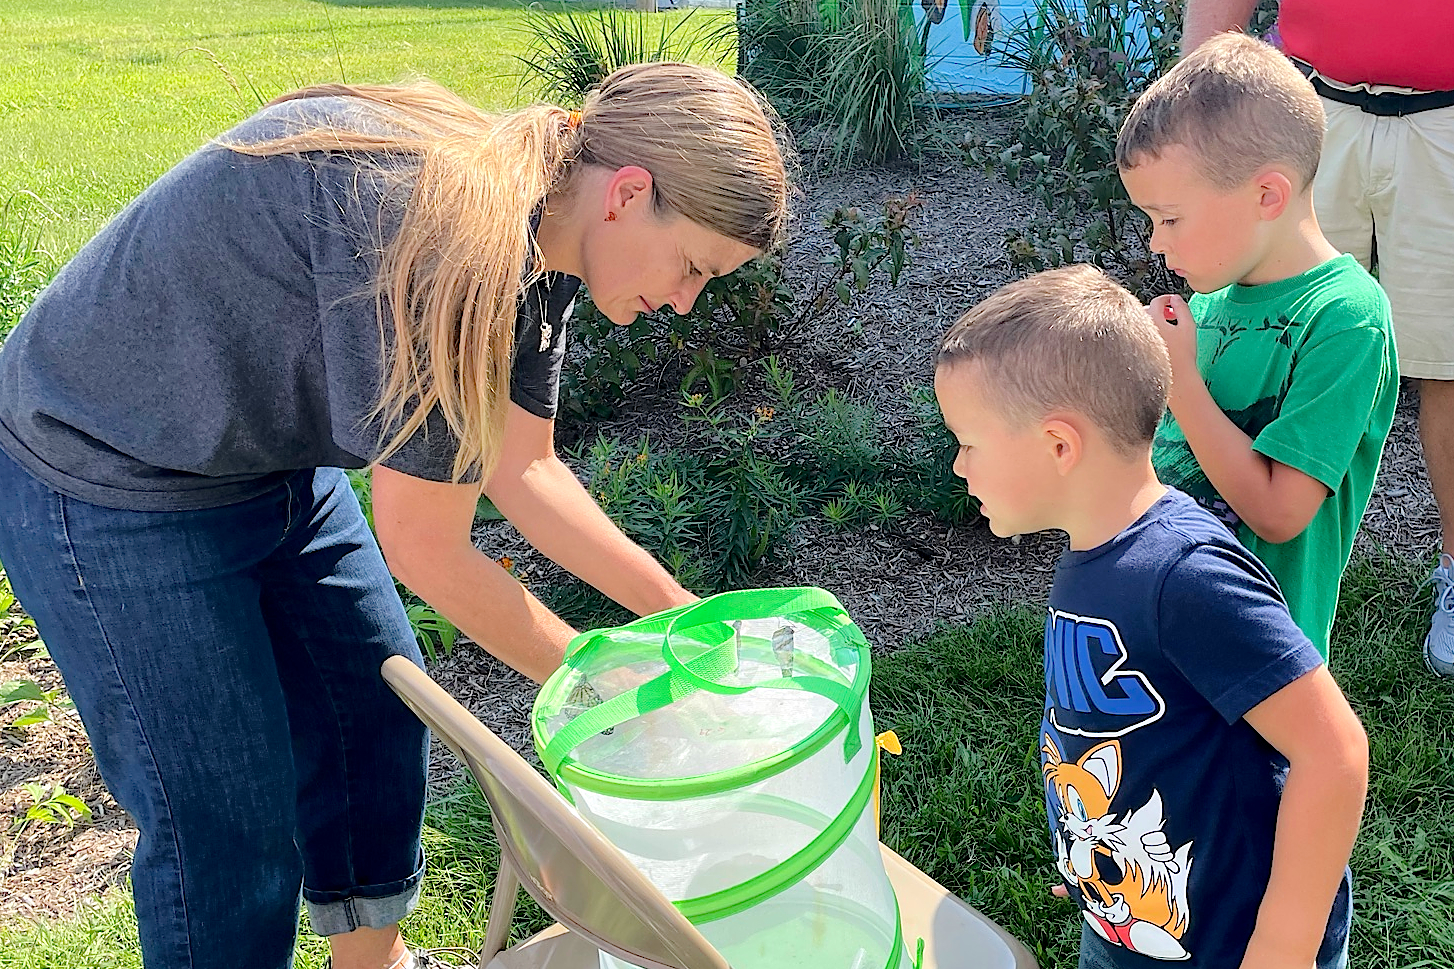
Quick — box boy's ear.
[1041,417,1083,475]
[1254,168,1296,222]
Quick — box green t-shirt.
[1152,254,1397,657]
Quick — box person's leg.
[1413,378,1454,555]
[1418,380,1454,553]
[1418,378,1454,675]
[1370,104,1454,674]
[0,450,306,969]
[1310,99,1375,272]
[258,468,429,968]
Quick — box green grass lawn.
[0,0,726,260]
[4,551,1450,968]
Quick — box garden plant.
[964,0,1186,300]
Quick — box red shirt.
[1280,0,1454,91]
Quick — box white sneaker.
[1424,554,1454,678]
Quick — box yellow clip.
[873,730,902,835]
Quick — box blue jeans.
[0,448,429,968]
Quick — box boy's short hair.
[937,264,1170,456]
[1116,32,1325,191]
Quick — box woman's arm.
[371,402,696,681]
[1184,0,1261,53]
[371,464,576,683]
[482,402,696,617]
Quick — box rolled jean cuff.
[303,859,426,937]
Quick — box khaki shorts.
[1314,98,1454,379]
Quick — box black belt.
[1292,59,1454,117]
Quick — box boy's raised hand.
[1147,294,1199,381]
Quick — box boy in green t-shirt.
[1116,32,1397,658]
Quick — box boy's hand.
[1236,934,1316,969]
[1147,294,1199,379]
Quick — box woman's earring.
[605,211,617,222]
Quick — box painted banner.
[915,0,1046,94]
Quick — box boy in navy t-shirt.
[934,265,1368,968]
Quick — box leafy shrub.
[13,781,91,830]
[898,384,981,522]
[1,677,73,730]
[682,396,804,586]
[583,435,708,584]
[966,0,1184,300]
[1,566,43,662]
[572,416,801,592]
[566,360,980,595]
[812,194,920,313]
[538,425,799,623]
[1249,0,1280,38]
[736,0,832,120]
[405,600,459,663]
[559,253,795,420]
[517,6,717,106]
[562,194,920,420]
[795,388,883,487]
[821,480,906,530]
[559,304,661,423]
[676,254,797,401]
[773,374,980,525]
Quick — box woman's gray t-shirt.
[0,97,580,511]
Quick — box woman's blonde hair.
[231,62,790,484]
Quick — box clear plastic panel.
[543,606,904,969]
[569,697,874,898]
[598,807,909,969]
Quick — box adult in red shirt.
[1184,0,1454,678]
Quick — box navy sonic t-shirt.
[1042,489,1350,967]
[0,97,580,511]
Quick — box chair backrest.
[381,656,729,969]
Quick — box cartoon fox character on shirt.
[1042,733,1195,961]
